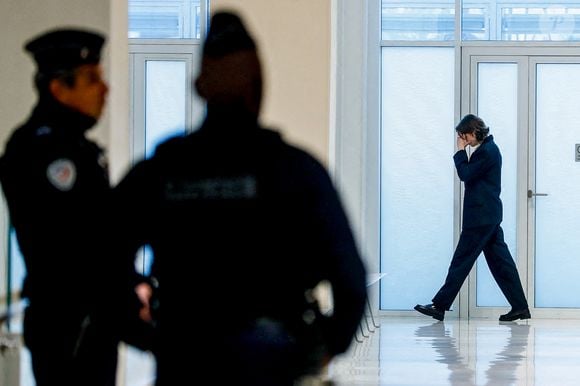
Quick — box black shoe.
[499,308,531,321]
[414,303,445,321]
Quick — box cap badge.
[80,47,89,59]
[46,159,77,191]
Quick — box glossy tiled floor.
[16,344,156,386]
[327,316,580,385]
[12,315,580,385]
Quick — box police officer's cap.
[24,28,105,75]
[203,11,256,57]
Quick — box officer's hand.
[135,282,153,323]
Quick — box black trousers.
[23,306,118,386]
[154,318,325,386]
[432,224,528,311]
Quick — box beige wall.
[0,0,112,147]
[212,0,331,163]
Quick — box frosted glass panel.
[145,60,187,158]
[535,63,580,308]
[380,47,455,310]
[475,63,518,307]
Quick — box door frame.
[129,43,203,162]
[528,54,580,318]
[461,46,580,318]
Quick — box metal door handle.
[527,190,549,198]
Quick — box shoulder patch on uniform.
[46,159,76,191]
[35,126,52,136]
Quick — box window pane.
[462,5,489,40]
[145,60,187,158]
[381,0,455,41]
[129,0,202,39]
[382,1,580,41]
[535,63,580,308]
[502,6,580,41]
[463,1,580,41]
[475,63,518,307]
[380,47,455,310]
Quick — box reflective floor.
[328,316,580,385]
[16,344,156,386]
[12,316,580,385]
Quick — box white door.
[462,47,580,318]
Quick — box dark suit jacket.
[453,135,502,229]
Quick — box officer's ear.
[49,77,72,104]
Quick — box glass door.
[530,57,580,317]
[462,47,580,318]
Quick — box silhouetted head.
[455,114,489,142]
[25,28,109,119]
[195,11,263,118]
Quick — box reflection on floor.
[12,316,580,385]
[328,316,580,385]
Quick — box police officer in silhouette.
[113,11,367,386]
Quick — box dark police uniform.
[0,29,118,386]
[115,12,367,384]
[113,116,368,385]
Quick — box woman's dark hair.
[455,114,489,142]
